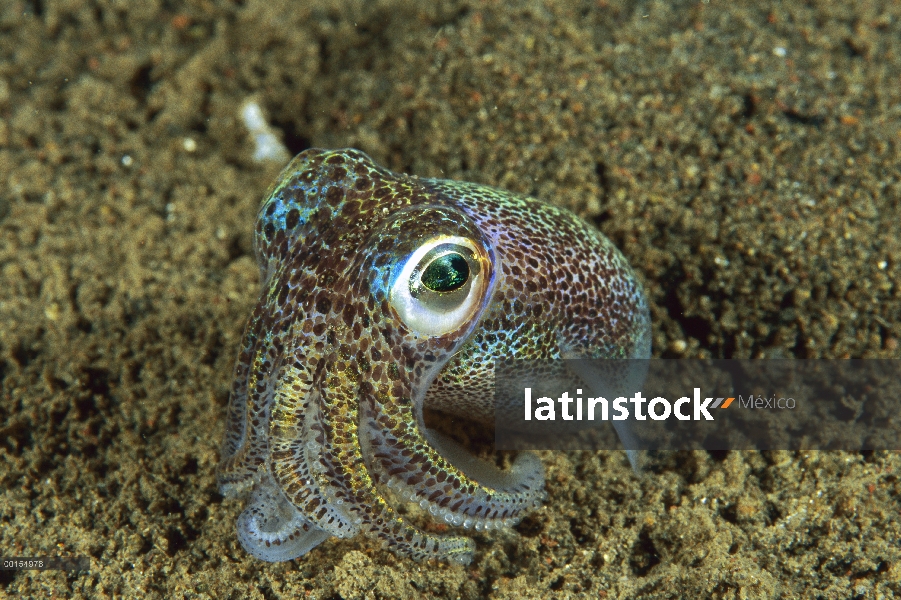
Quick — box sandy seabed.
[1,0,900,598]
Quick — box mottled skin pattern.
[217,148,650,564]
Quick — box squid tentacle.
[235,475,331,562]
[269,363,360,540]
[218,307,276,495]
[360,393,545,533]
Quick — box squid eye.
[421,253,469,293]
[389,236,490,336]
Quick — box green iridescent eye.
[421,253,469,293]
[389,237,490,337]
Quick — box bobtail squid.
[217,148,651,564]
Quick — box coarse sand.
[1,0,900,598]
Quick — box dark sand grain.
[1,0,900,598]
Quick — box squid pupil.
[421,253,469,292]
